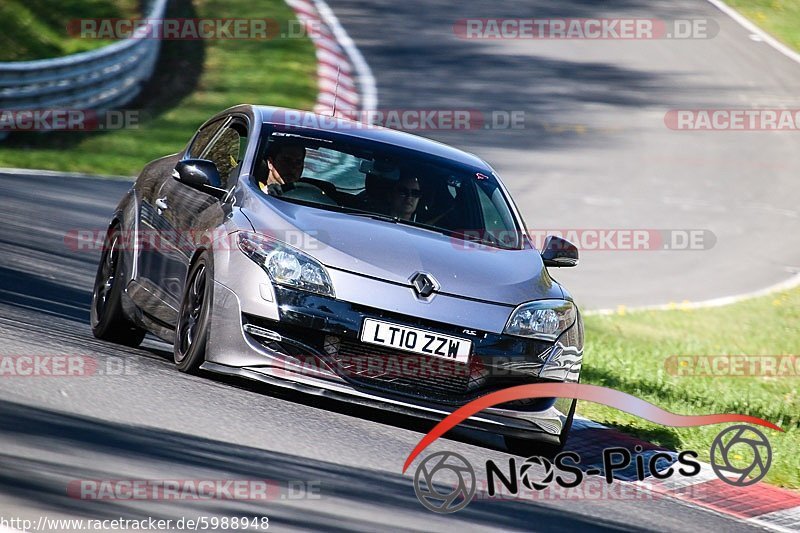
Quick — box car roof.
[223,104,493,171]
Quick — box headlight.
[504,299,576,341]
[237,231,334,298]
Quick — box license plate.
[359,318,471,363]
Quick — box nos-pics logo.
[412,425,772,514]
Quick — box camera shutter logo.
[413,451,476,513]
[519,456,555,490]
[710,425,771,487]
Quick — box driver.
[258,143,306,196]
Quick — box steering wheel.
[283,181,338,206]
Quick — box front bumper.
[200,360,564,442]
[205,252,583,441]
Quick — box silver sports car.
[91,105,584,454]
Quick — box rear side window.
[202,126,246,189]
[188,120,223,158]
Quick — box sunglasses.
[396,187,422,198]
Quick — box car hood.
[241,198,563,306]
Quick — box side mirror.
[541,235,579,267]
[173,159,226,199]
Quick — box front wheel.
[504,398,577,458]
[90,226,146,347]
[174,252,213,373]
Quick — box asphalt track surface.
[0,173,762,531]
[0,0,798,531]
[327,0,800,309]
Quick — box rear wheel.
[504,398,577,458]
[174,252,213,373]
[90,225,146,347]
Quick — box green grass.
[0,0,139,60]
[579,287,800,489]
[0,0,317,175]
[726,0,800,52]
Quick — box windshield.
[254,130,522,249]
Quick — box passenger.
[388,176,422,220]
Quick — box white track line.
[750,506,800,533]
[0,166,131,180]
[705,0,800,66]
[313,0,377,112]
[585,272,800,315]
[310,0,800,315]
[589,1,800,315]
[286,0,370,116]
[573,416,799,532]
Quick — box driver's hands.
[258,180,285,196]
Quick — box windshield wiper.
[347,211,399,223]
[332,208,455,233]
[276,196,405,223]
[393,217,455,236]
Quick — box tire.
[504,398,577,458]
[91,225,147,347]
[174,251,213,373]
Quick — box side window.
[476,183,520,248]
[188,120,222,158]
[477,185,505,231]
[200,123,248,189]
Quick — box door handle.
[155,197,169,213]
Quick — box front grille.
[324,337,491,404]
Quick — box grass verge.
[579,286,800,489]
[725,0,800,52]
[0,0,317,176]
[0,0,139,61]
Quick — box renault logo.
[410,272,439,298]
